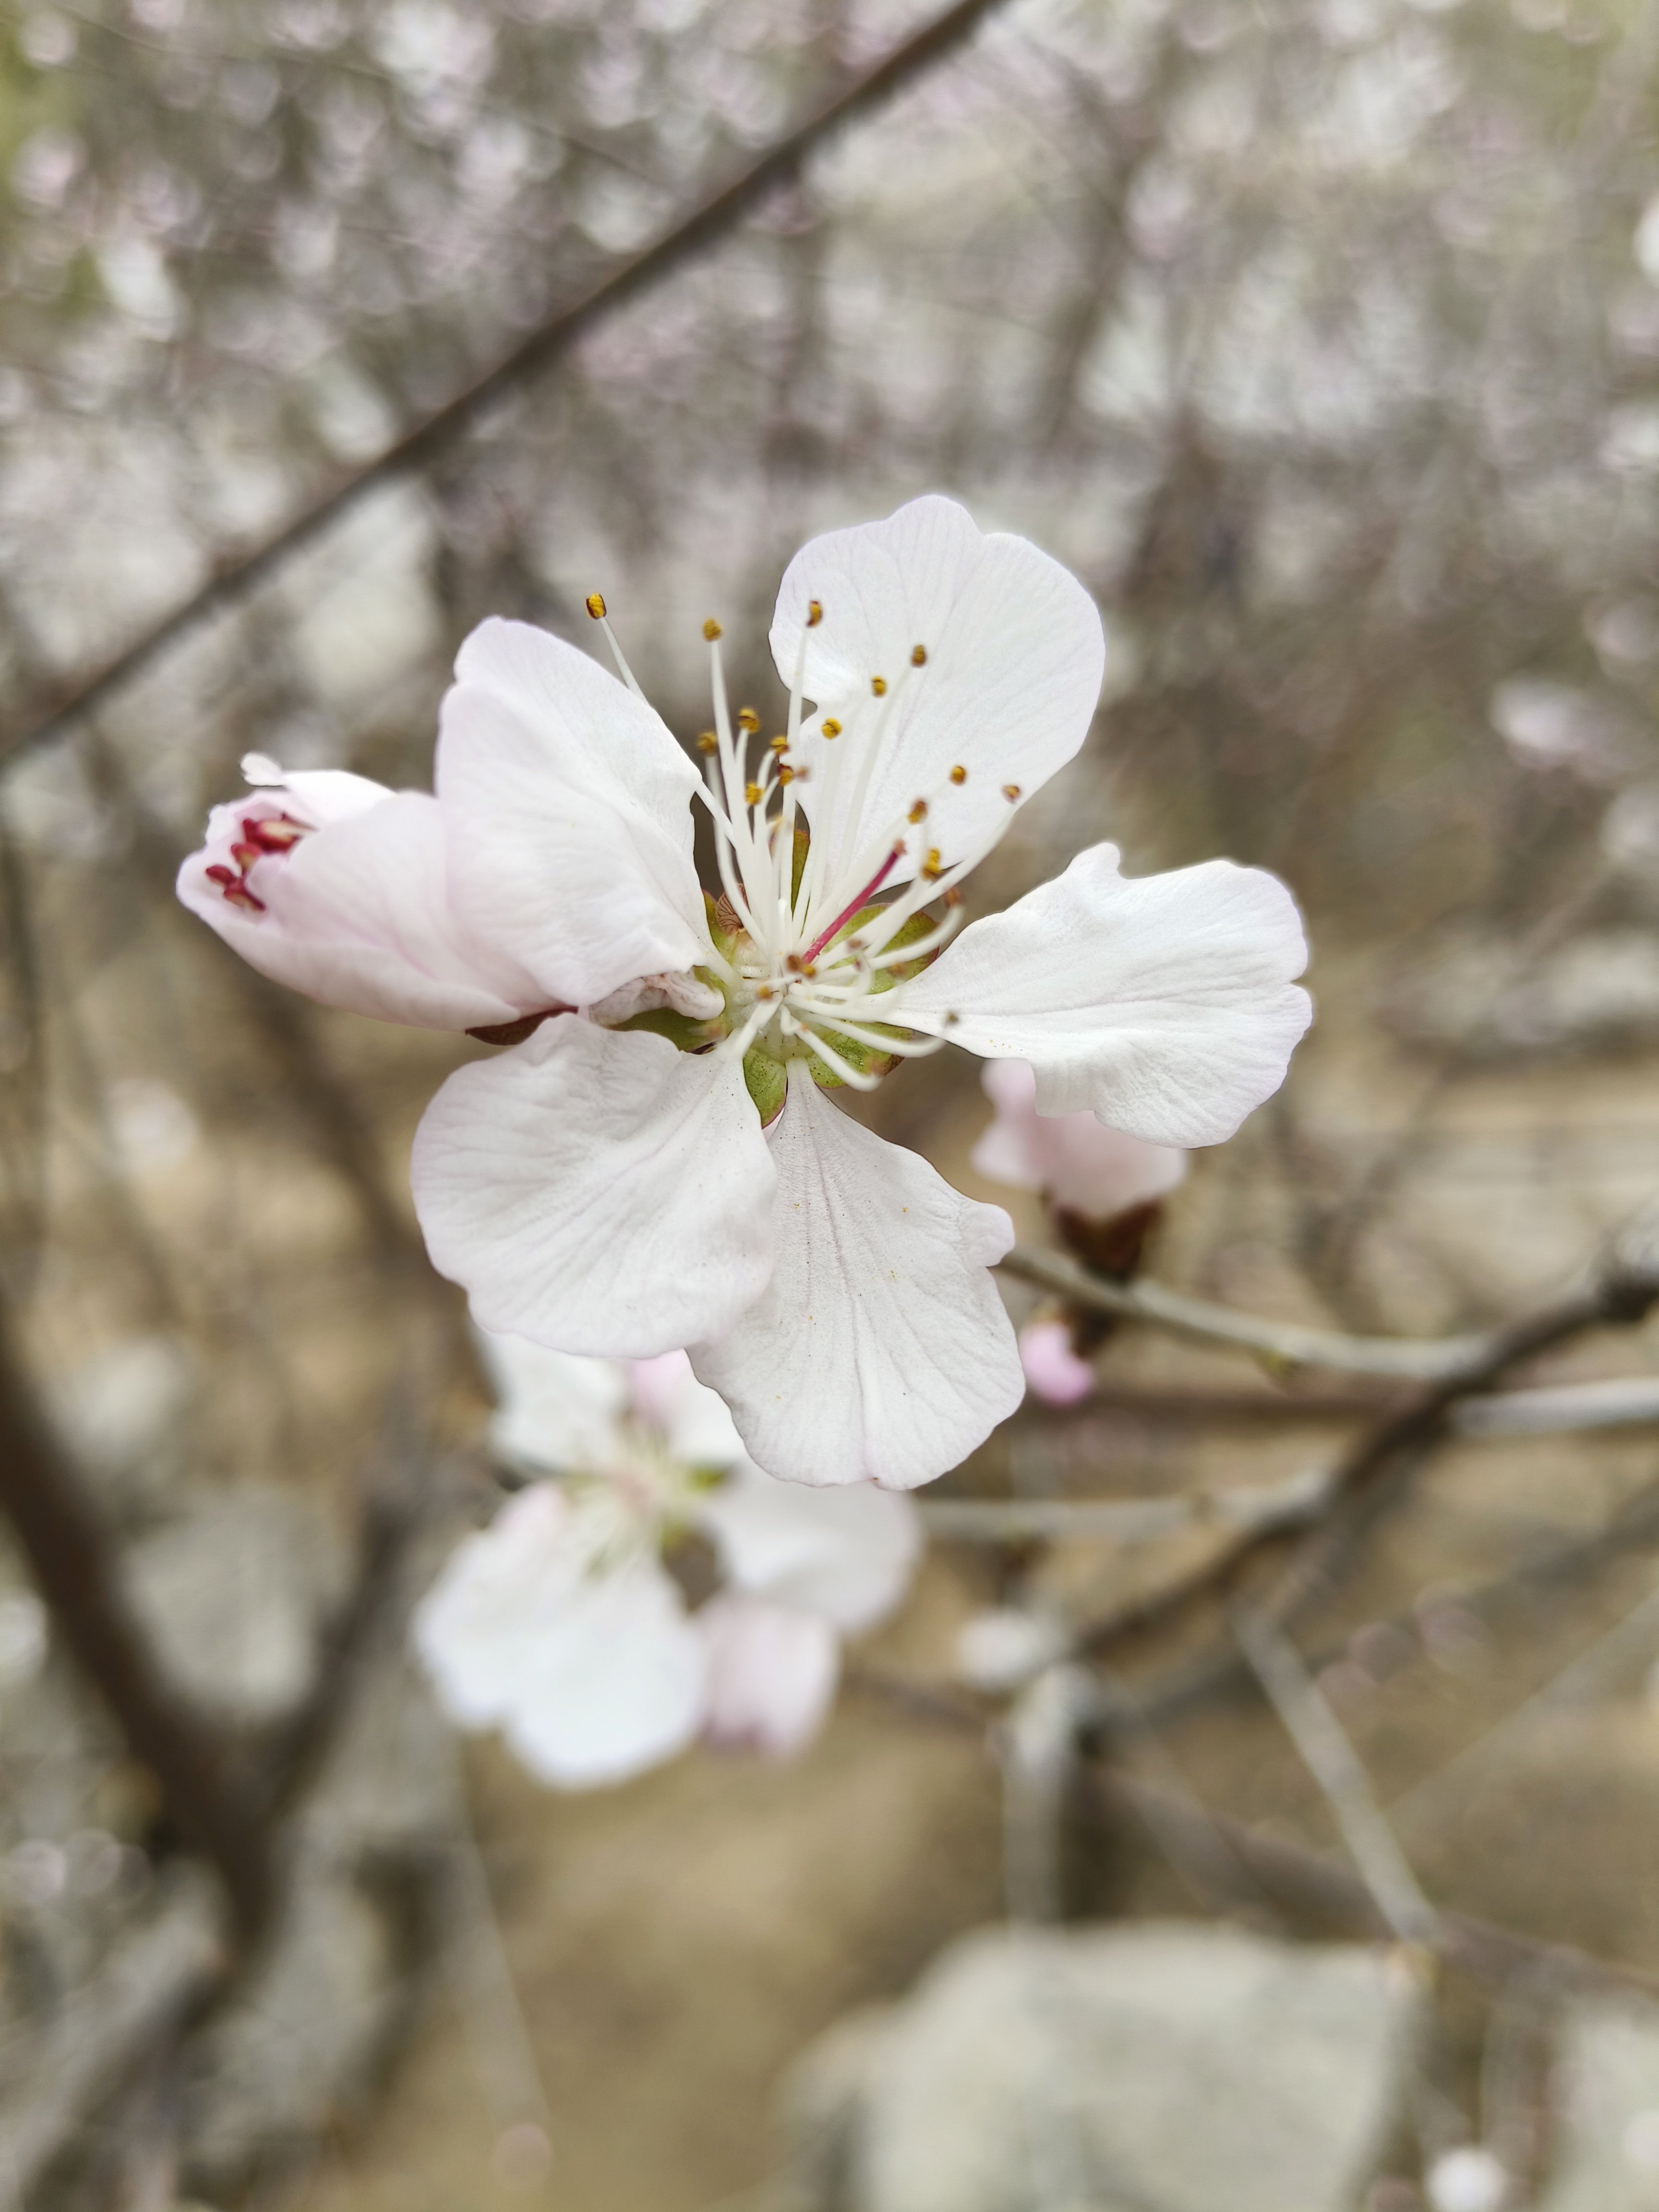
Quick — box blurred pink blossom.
[972,1058,1186,1217]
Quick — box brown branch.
[1074,1225,1659,1688]
[1084,1765,1659,2004]
[0,0,1015,772]
[0,1298,276,1937]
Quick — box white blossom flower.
[971,1057,1187,1217]
[412,1333,920,1789]
[972,1057,1187,1406]
[180,495,1310,1489]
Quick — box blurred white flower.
[1425,2145,1507,2212]
[972,1057,1187,1217]
[956,1606,1067,1693]
[413,1336,921,1789]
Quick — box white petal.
[971,1059,1187,1215]
[411,1483,590,1728]
[698,1593,839,1759]
[771,495,1104,888]
[411,1017,776,1357]
[625,1350,746,1470]
[503,1551,708,1790]
[689,1071,1023,1490]
[698,1459,921,1632]
[903,843,1312,1147]
[177,788,544,1030]
[475,1329,631,1474]
[438,618,711,1007]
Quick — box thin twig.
[999,1243,1491,1379]
[0,0,1015,771]
[1232,1606,1438,1946]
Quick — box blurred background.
[7,0,1659,2205]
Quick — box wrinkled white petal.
[439,618,711,1008]
[503,1551,708,1790]
[1018,1318,1096,1407]
[972,1058,1187,1215]
[698,1458,921,1632]
[903,843,1311,1147]
[178,788,543,1030]
[771,495,1105,888]
[412,1017,777,1357]
[698,1592,839,1758]
[475,1329,630,1474]
[690,1071,1022,1490]
[625,1349,746,1470]
[586,971,723,1026]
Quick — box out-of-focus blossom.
[181,497,1310,1490]
[956,1606,1067,1694]
[1015,1317,1098,1407]
[973,1058,1189,1407]
[412,1335,921,1789]
[971,1058,1186,1216]
[1424,2146,1508,2212]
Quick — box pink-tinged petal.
[771,495,1104,888]
[689,1070,1023,1490]
[1018,1319,1095,1407]
[503,1553,708,1790]
[698,1459,921,1632]
[438,618,710,1008]
[698,1592,839,1759]
[411,1017,776,1357]
[972,1059,1187,1215]
[177,784,546,1030]
[474,1330,631,1474]
[625,1350,746,1469]
[903,843,1312,1147]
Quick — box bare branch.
[1232,1605,1438,1946]
[998,1243,1491,1379]
[0,0,1016,772]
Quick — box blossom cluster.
[179,496,1311,1491]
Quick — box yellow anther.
[1002,783,1021,802]
[871,675,888,697]
[785,955,804,973]
[949,764,967,785]
[702,617,723,641]
[908,800,928,823]
[944,1009,960,1027]
[769,734,788,754]
[585,592,607,620]
[757,984,775,1000]
[745,781,763,806]
[921,847,943,880]
[696,731,719,754]
[807,599,823,627]
[738,707,760,733]
[821,718,842,739]
[778,765,795,784]
[911,644,927,666]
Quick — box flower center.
[589,594,1012,1096]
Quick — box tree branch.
[0,0,1015,771]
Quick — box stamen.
[801,844,904,964]
[703,618,723,640]
[738,708,760,733]
[908,800,927,823]
[807,599,824,627]
[911,644,927,666]
[769,735,788,754]
[1003,783,1021,802]
[222,884,267,912]
[745,781,763,806]
[821,719,841,739]
[921,848,944,881]
[243,815,305,852]
[871,676,888,697]
[697,731,719,755]
[230,842,262,872]
[949,765,967,785]
[586,595,648,700]
[777,766,795,785]
[585,593,607,619]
